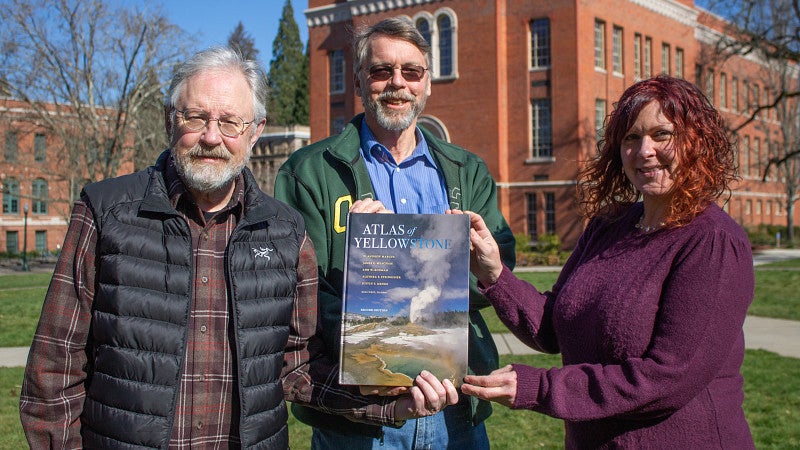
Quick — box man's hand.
[350,198,392,214]
[393,371,459,420]
[460,365,517,408]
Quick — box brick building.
[304,0,799,248]
[1,98,80,256]
[251,125,311,196]
[1,94,308,256]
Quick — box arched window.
[2,178,20,214]
[416,18,431,46]
[413,9,458,80]
[31,178,48,214]
[437,15,453,77]
[417,115,451,142]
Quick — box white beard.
[172,144,251,193]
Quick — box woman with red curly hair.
[455,75,755,448]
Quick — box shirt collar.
[359,117,437,168]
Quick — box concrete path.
[493,315,800,359]
[2,315,797,367]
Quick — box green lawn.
[4,351,798,449]
[2,265,799,448]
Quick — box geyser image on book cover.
[339,212,471,387]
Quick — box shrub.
[514,233,570,266]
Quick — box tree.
[0,0,186,207]
[227,21,259,61]
[704,0,800,241]
[268,0,309,125]
[132,67,170,171]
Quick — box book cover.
[339,212,471,387]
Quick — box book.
[338,212,471,387]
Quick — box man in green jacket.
[275,17,515,449]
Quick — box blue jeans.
[310,402,490,450]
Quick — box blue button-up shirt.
[359,119,449,214]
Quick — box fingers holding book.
[393,370,459,420]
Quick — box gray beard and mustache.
[361,89,427,131]
[172,144,250,193]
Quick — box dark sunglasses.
[366,64,428,82]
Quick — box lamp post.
[22,203,29,272]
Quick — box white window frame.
[612,25,623,75]
[412,9,459,81]
[594,20,606,71]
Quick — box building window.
[437,14,454,77]
[530,18,551,69]
[330,117,346,136]
[756,200,762,215]
[719,73,727,109]
[594,20,606,70]
[633,34,642,79]
[742,135,750,177]
[745,200,752,215]
[35,230,47,253]
[675,47,684,78]
[34,133,46,162]
[661,43,670,74]
[329,50,345,94]
[414,9,458,79]
[705,69,714,101]
[766,201,772,216]
[754,137,761,177]
[526,193,538,241]
[731,77,739,112]
[531,98,553,158]
[416,18,431,45]
[2,178,19,214]
[545,192,556,234]
[644,37,652,77]
[612,26,623,74]
[6,231,19,254]
[753,84,760,118]
[31,178,48,214]
[595,99,607,143]
[5,131,18,162]
[742,80,750,112]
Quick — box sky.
[145,0,309,65]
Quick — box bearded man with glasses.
[21,46,439,449]
[276,17,516,450]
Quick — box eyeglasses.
[175,109,255,138]
[366,64,428,82]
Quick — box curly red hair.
[578,75,737,227]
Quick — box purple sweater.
[483,203,755,449]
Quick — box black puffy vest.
[78,155,304,449]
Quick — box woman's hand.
[446,210,503,286]
[460,365,518,408]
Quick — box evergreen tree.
[227,21,259,61]
[268,0,309,125]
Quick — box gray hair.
[353,17,432,73]
[166,46,268,121]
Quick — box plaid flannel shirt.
[20,161,397,449]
